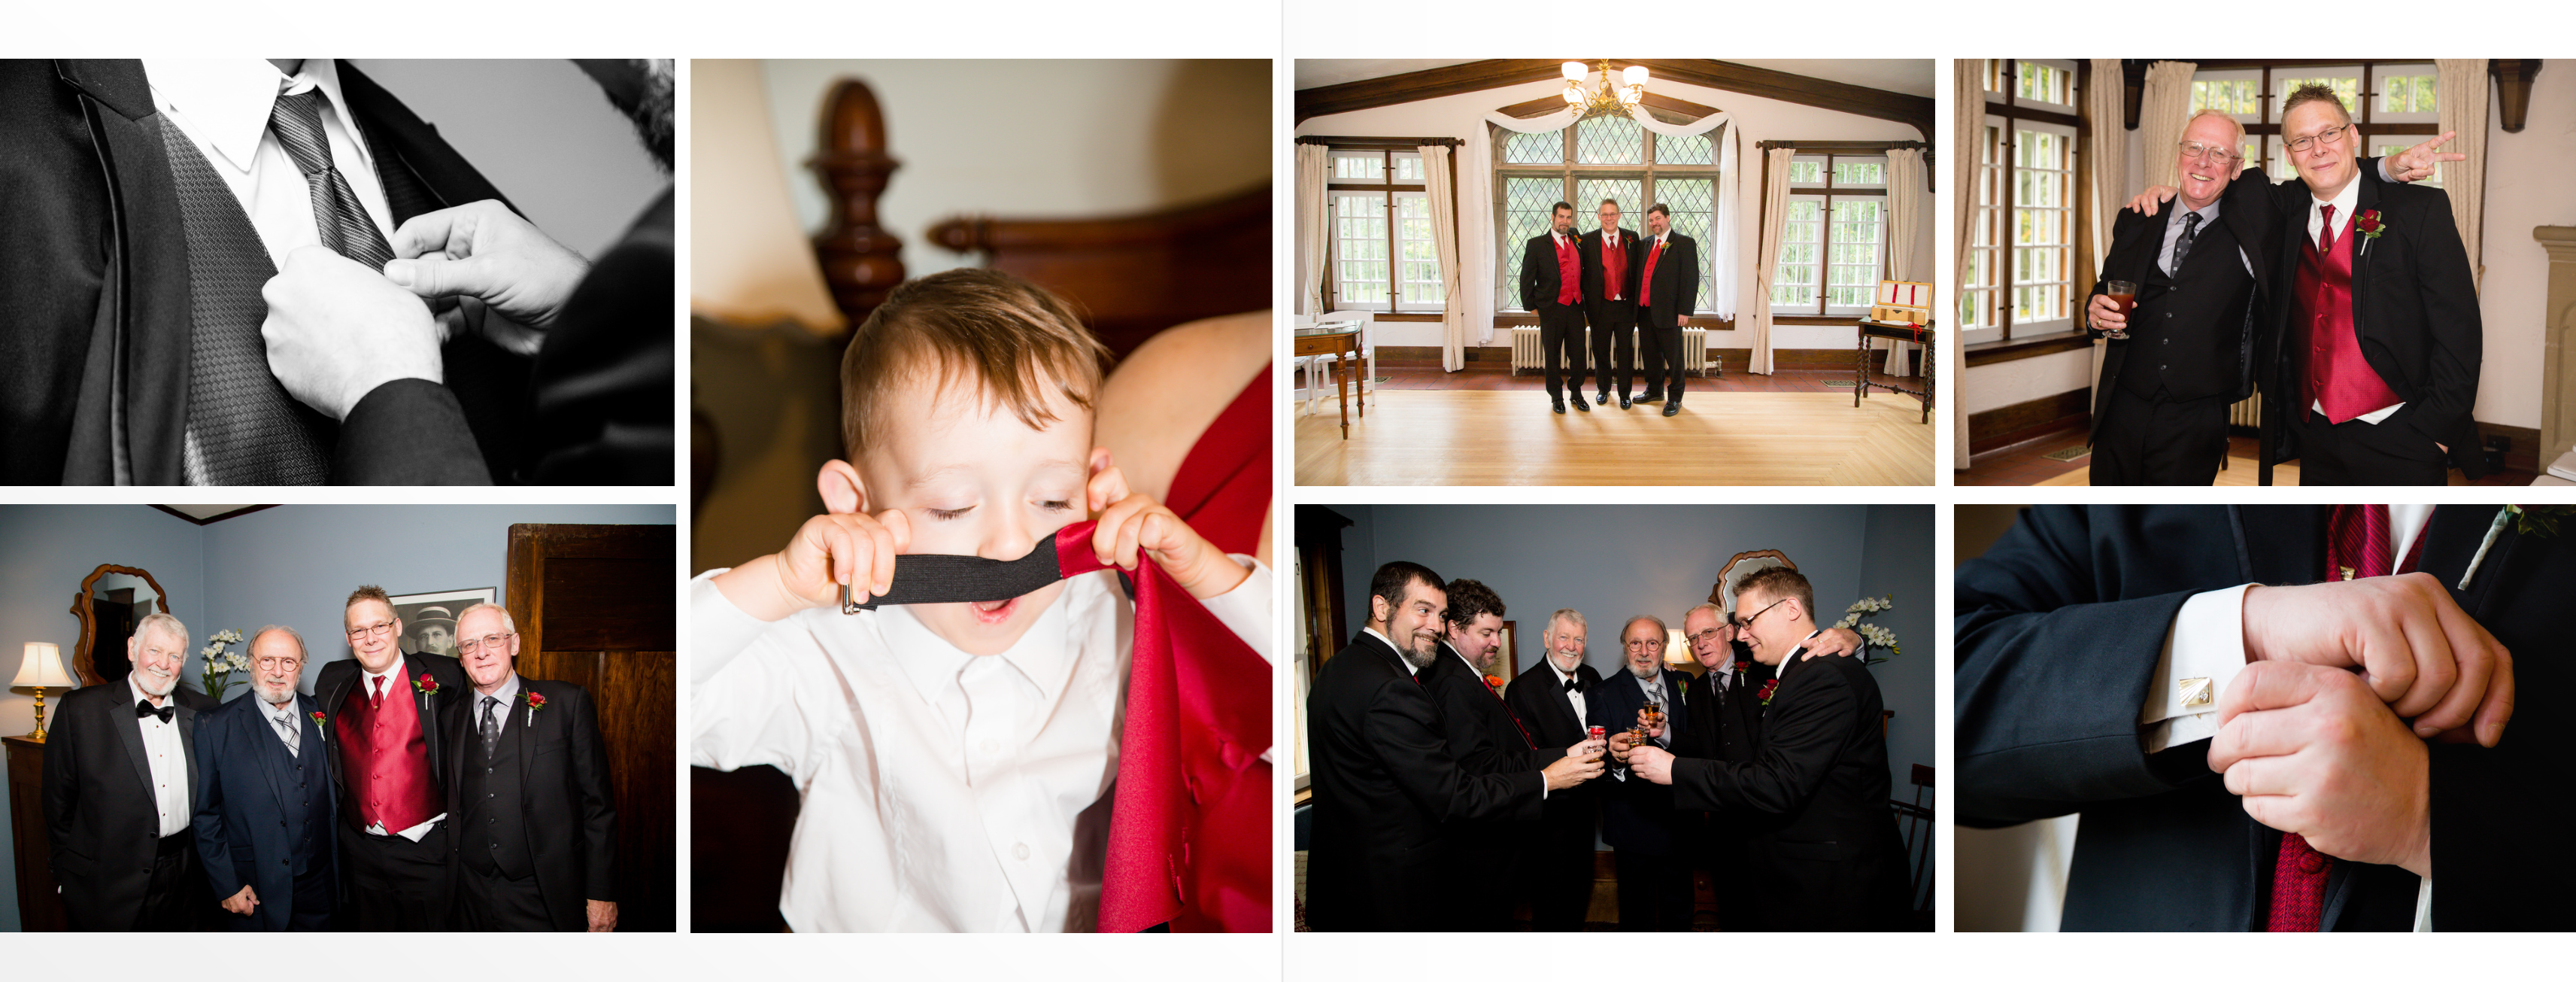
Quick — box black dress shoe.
[1552,398,1566,414]
[1662,401,1681,417]
[1619,396,1632,410]
[1638,391,1664,404]
[1595,391,1613,406]
[1570,391,1590,412]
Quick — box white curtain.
[1952,59,1983,470]
[2435,59,2489,291]
[1421,144,1468,372]
[2138,62,2198,194]
[1880,147,1927,377]
[1296,143,1327,316]
[1748,147,1795,376]
[2087,59,2128,430]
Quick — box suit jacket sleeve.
[1519,237,1546,310]
[566,685,619,900]
[1674,237,1700,309]
[335,378,493,485]
[2392,188,2481,448]
[190,710,246,901]
[1668,664,1849,816]
[1426,672,1533,777]
[41,694,84,867]
[1365,675,1542,823]
[1954,505,2213,827]
[530,190,674,485]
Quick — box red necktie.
[1482,673,1537,749]
[2268,504,2420,931]
[369,675,385,710]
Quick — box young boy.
[690,269,1270,932]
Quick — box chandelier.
[1561,60,1649,120]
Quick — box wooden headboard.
[809,78,1270,361]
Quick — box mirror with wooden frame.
[1712,549,1797,620]
[71,564,169,687]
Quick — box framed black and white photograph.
[390,588,496,657]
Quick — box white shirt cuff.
[1197,555,1273,665]
[2141,584,2255,753]
[690,570,772,686]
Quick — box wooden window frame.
[1770,153,1892,317]
[1974,59,2086,345]
[1303,136,1461,323]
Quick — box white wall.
[1963,347,2093,417]
[760,59,1270,279]
[1295,74,1930,352]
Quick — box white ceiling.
[1294,59,1934,99]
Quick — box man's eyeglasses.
[346,620,395,640]
[2285,124,2349,154]
[458,633,514,655]
[1684,627,1730,646]
[253,656,302,672]
[1738,598,1790,631]
[2178,141,2241,163]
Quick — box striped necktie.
[268,89,394,272]
[270,704,300,755]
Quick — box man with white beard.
[192,627,338,930]
[43,613,204,930]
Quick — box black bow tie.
[135,699,174,723]
[1563,677,1588,694]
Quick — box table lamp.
[14,641,73,740]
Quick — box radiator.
[1511,326,1710,375]
[2229,392,2262,428]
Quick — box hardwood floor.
[1293,389,1935,485]
[1965,433,2530,486]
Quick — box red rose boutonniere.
[413,676,440,697]
[309,711,328,741]
[1755,679,1779,706]
[523,689,548,726]
[1734,660,1752,672]
[2354,209,2384,240]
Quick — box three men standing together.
[1521,199,1702,417]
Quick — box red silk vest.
[1601,230,1627,300]
[2297,208,2402,424]
[1639,236,1664,309]
[1553,234,1582,306]
[335,664,441,833]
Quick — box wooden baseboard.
[2477,421,2542,476]
[1969,389,2090,456]
[1371,345,1917,373]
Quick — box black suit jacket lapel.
[53,59,193,485]
[111,687,158,801]
[2349,175,2378,348]
[511,683,534,792]
[175,702,198,795]
[334,60,511,220]
[2235,504,2325,586]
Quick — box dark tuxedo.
[1420,643,1560,929]
[0,59,527,485]
[1681,652,1774,929]
[1957,505,2573,929]
[1580,226,1645,400]
[1589,667,1693,929]
[524,187,675,484]
[439,676,618,931]
[192,692,337,931]
[1637,232,1700,403]
[1305,630,1545,930]
[1669,643,1910,929]
[2233,162,2482,485]
[41,679,199,930]
[1520,230,1589,401]
[314,651,469,929]
[2087,197,2262,485]
[1505,656,1605,929]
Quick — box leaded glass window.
[1492,113,1723,313]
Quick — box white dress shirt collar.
[360,658,406,699]
[881,586,1080,709]
[474,671,523,713]
[2307,171,2363,248]
[141,59,373,178]
[1362,626,1417,676]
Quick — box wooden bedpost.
[809,78,905,333]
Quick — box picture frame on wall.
[390,588,497,657]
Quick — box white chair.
[1313,310,1376,409]
[1289,312,1321,415]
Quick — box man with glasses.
[1521,201,1592,414]
[1678,600,1862,928]
[2126,93,2467,485]
[192,626,335,930]
[1580,199,1645,409]
[316,585,469,929]
[1588,616,1692,929]
[439,602,619,931]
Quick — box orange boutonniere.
[1484,674,1504,690]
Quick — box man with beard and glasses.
[1305,562,1604,929]
[192,626,336,931]
[1590,615,1693,929]
[1503,608,1606,930]
[43,613,204,930]
[1419,579,1558,929]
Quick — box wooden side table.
[1856,319,1934,424]
[1294,325,1364,439]
[6,734,65,932]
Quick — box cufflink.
[2180,677,2212,709]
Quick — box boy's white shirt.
[690,556,1272,932]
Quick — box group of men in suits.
[2086,87,2473,485]
[0,58,673,485]
[1519,198,1701,417]
[41,586,618,931]
[1306,560,1913,932]
[1958,504,2569,929]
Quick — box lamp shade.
[1561,61,1587,81]
[1624,65,1650,87]
[1665,628,1691,664]
[14,642,72,687]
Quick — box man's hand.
[2387,132,2467,184]
[2129,185,2179,217]
[1800,626,1864,660]
[712,510,913,623]
[1086,451,1249,599]
[222,885,259,917]
[1631,744,1675,785]
[2086,293,2128,334]
[1543,744,1604,790]
[259,247,443,421]
[586,898,618,932]
[2241,572,2514,745]
[385,200,590,330]
[2208,661,2432,877]
[1607,730,1635,765]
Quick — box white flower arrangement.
[1830,597,1901,664]
[197,628,250,700]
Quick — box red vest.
[1553,234,1582,306]
[336,664,441,833]
[2296,211,2402,423]
[1600,230,1628,300]
[1639,236,1665,309]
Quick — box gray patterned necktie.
[481,695,500,756]
[271,705,300,756]
[267,89,393,272]
[2172,211,2202,273]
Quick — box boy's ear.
[1087,446,1114,477]
[817,461,869,515]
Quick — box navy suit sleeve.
[190,709,245,901]
[335,378,492,485]
[1670,665,1848,816]
[1364,675,1543,823]
[566,686,620,901]
[1954,506,2211,827]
